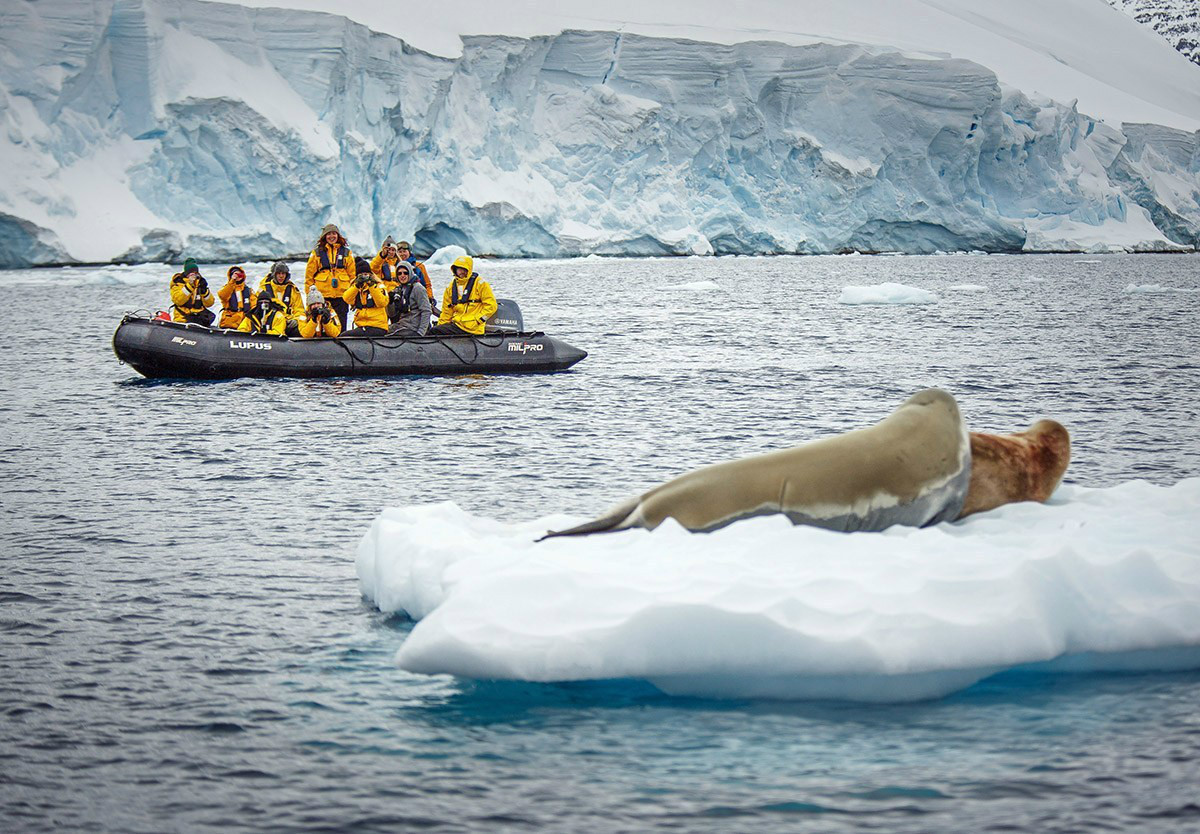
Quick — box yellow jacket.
[371,253,434,300]
[298,313,342,338]
[438,261,497,335]
[236,306,287,335]
[169,273,214,322]
[343,281,389,330]
[306,240,355,298]
[217,273,253,329]
[257,276,305,321]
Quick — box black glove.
[196,277,209,295]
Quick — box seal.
[543,388,975,538]
[541,389,1070,539]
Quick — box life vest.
[171,274,207,312]
[225,285,252,312]
[317,244,349,273]
[450,274,479,307]
[248,308,281,334]
[263,281,296,309]
[351,285,380,309]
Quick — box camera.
[355,274,374,288]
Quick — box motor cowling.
[485,298,524,333]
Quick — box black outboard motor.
[485,298,524,333]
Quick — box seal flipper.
[537,496,643,541]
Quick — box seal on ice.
[541,389,1069,539]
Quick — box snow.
[3,0,1200,265]
[839,282,939,305]
[238,0,1200,131]
[357,478,1200,702]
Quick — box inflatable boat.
[112,301,587,380]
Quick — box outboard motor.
[485,298,524,333]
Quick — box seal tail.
[537,497,641,542]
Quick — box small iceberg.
[839,282,939,305]
[357,478,1200,703]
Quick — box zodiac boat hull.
[112,316,587,380]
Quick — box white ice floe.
[838,283,939,305]
[948,284,988,291]
[357,478,1200,702]
[1124,283,1200,294]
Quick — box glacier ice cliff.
[0,0,1198,267]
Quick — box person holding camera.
[298,289,341,338]
[168,257,215,325]
[385,261,431,336]
[429,254,497,336]
[258,261,304,337]
[217,265,253,329]
[341,257,389,336]
[236,291,287,335]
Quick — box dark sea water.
[2,253,1199,833]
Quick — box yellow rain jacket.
[169,273,214,322]
[217,268,253,328]
[257,276,305,322]
[298,312,342,338]
[236,301,287,336]
[305,235,355,299]
[343,281,389,330]
[438,256,497,335]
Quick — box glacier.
[1,0,1199,267]
[356,478,1200,703]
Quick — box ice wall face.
[1,0,1198,267]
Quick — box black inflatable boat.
[113,302,587,380]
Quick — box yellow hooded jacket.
[257,276,305,322]
[169,273,214,322]
[217,268,253,328]
[371,252,434,300]
[298,310,342,338]
[342,281,389,330]
[305,233,355,299]
[438,256,497,335]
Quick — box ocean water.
[2,253,1199,833]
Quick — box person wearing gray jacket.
[385,261,432,336]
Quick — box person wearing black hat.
[236,291,287,335]
[168,257,215,325]
[340,256,389,336]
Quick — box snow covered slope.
[1,0,1199,266]
[1107,0,1200,68]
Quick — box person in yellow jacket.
[305,223,354,330]
[298,289,342,338]
[236,292,287,336]
[341,257,389,336]
[429,255,497,336]
[217,265,253,329]
[258,261,305,336]
[168,258,215,325]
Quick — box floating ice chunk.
[948,284,988,291]
[838,283,939,305]
[424,245,469,268]
[1123,284,1200,294]
[358,478,1200,702]
[662,280,720,292]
